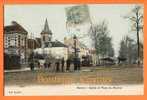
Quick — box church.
[34,18,97,65]
[34,19,69,60]
[40,18,52,48]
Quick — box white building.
[34,44,68,60]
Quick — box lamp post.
[73,35,78,71]
[73,35,77,58]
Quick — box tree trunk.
[136,11,140,65]
[137,30,140,64]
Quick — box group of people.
[29,57,81,72]
[52,57,81,72]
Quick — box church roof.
[42,40,67,48]
[51,40,67,47]
[41,18,52,35]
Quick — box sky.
[4,4,141,56]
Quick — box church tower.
[41,18,52,48]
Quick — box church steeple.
[41,18,52,35]
[41,18,52,48]
[43,18,49,33]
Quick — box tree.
[107,37,115,57]
[119,39,127,59]
[119,36,138,64]
[89,20,114,59]
[124,5,143,64]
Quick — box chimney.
[12,21,18,25]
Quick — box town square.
[4,4,144,95]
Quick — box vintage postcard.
[3,4,144,96]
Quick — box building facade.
[64,36,97,65]
[4,21,28,64]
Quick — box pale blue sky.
[4,4,141,56]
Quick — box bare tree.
[89,20,114,61]
[124,5,143,64]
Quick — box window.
[18,35,21,46]
[24,37,27,48]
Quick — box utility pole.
[73,35,77,71]
[30,32,34,63]
[73,35,77,58]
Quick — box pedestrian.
[74,58,78,71]
[44,62,48,69]
[48,62,51,69]
[77,58,81,70]
[30,61,34,71]
[37,61,40,69]
[61,58,64,72]
[55,60,60,72]
[66,58,71,71]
